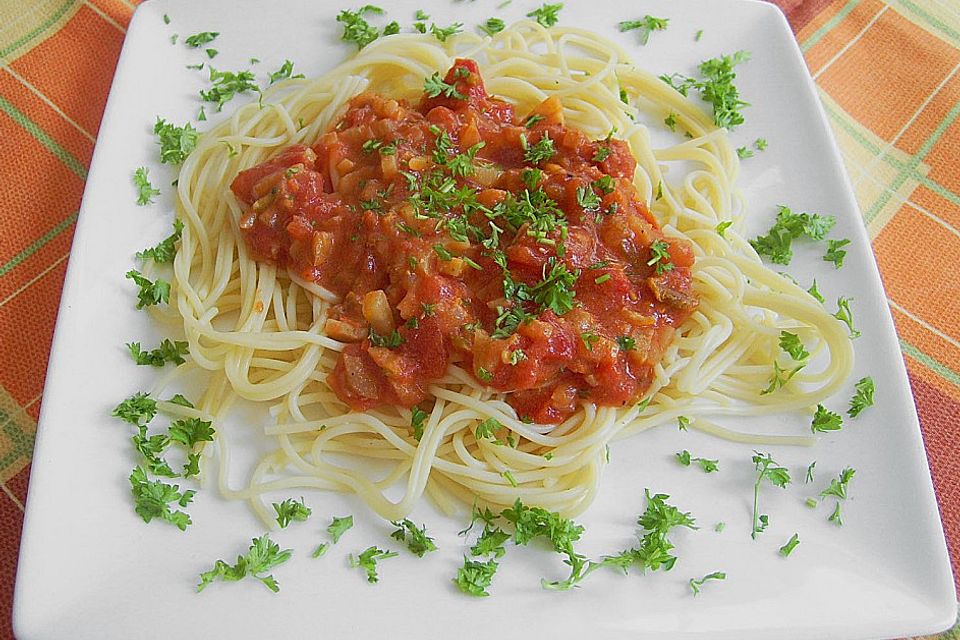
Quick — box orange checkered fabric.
[0,1,957,638]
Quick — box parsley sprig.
[527,3,563,27]
[154,118,198,165]
[390,519,438,557]
[336,5,385,49]
[272,497,312,528]
[619,16,669,45]
[137,219,183,263]
[127,338,188,366]
[125,269,170,308]
[349,546,399,583]
[198,534,292,593]
[751,452,791,538]
[749,204,836,265]
[848,377,875,417]
[660,51,751,129]
[133,167,160,205]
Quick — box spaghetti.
[154,21,853,524]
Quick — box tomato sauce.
[230,59,698,424]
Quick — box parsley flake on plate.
[689,570,726,595]
[527,2,563,27]
[751,451,791,539]
[137,219,183,263]
[125,269,170,308]
[153,117,198,165]
[349,546,399,583]
[336,5,385,49]
[390,519,438,557]
[127,338,188,367]
[848,376,875,417]
[129,466,194,530]
[198,534,292,593]
[132,167,160,205]
[272,497,312,528]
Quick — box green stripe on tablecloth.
[0,407,35,472]
[0,211,77,277]
[863,98,960,224]
[894,0,960,47]
[0,0,78,59]
[901,339,960,387]
[917,174,960,208]
[802,0,861,52]
[0,95,87,179]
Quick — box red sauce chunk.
[230,59,698,424]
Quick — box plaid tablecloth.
[1,0,958,638]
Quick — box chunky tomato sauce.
[230,60,698,424]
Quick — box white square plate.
[13,0,956,638]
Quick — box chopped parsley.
[125,269,170,308]
[619,15,669,45]
[423,72,465,99]
[167,417,214,448]
[616,336,636,352]
[410,406,429,441]
[848,376,875,417]
[749,204,836,265]
[647,239,674,274]
[133,167,160,205]
[475,417,504,440]
[349,546,398,583]
[430,22,463,42]
[526,2,563,27]
[137,219,184,263]
[751,451,791,539]
[811,404,843,433]
[779,331,809,361]
[761,361,803,395]
[127,338,188,366]
[336,5,385,49]
[184,31,219,48]
[834,297,861,338]
[153,117,198,165]
[521,132,556,164]
[454,557,498,596]
[479,18,506,36]
[268,59,304,85]
[390,519,438,557]
[824,238,851,268]
[369,328,404,348]
[807,279,825,303]
[113,392,157,426]
[716,220,733,237]
[272,497,312,528]
[736,146,754,159]
[200,67,259,111]
[675,450,719,473]
[779,533,800,557]
[129,466,194,530]
[576,185,601,210]
[820,467,855,526]
[689,570,725,595]
[664,112,678,131]
[197,534,292,593]
[820,467,856,501]
[660,50,751,129]
[328,515,354,543]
